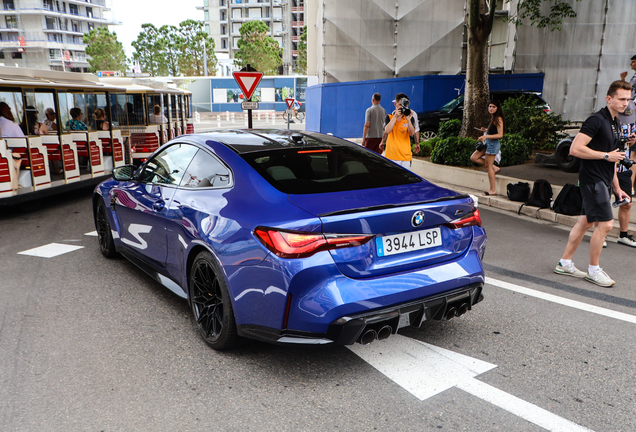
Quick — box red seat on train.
[0,156,10,183]
[130,133,160,153]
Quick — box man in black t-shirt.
[555,80,635,287]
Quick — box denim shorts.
[485,138,500,155]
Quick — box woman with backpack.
[471,99,505,195]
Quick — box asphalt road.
[1,191,635,432]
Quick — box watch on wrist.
[604,152,609,161]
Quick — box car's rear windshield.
[240,135,422,195]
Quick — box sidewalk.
[409,158,636,237]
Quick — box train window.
[162,94,169,122]
[0,90,24,137]
[170,94,177,119]
[58,91,88,131]
[23,90,57,135]
[147,94,165,124]
[125,94,145,126]
[85,92,97,130]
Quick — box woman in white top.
[0,102,25,193]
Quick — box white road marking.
[348,335,496,400]
[349,335,593,432]
[487,277,636,325]
[84,231,98,236]
[18,243,84,258]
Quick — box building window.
[12,51,22,59]
[69,3,78,15]
[220,10,226,21]
[221,25,226,35]
[45,16,56,30]
[0,51,4,59]
[221,39,226,49]
[43,0,54,11]
[86,7,92,18]
[3,0,15,11]
[71,20,79,32]
[5,15,17,29]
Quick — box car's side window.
[137,143,198,186]
[179,150,231,188]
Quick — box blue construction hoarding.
[305,73,544,138]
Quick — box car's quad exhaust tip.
[358,329,377,345]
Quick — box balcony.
[291,21,303,27]
[291,6,303,13]
[291,50,297,56]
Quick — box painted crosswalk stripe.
[18,243,84,258]
[486,277,636,325]
[349,335,593,432]
[84,231,98,237]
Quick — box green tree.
[460,0,579,138]
[234,20,282,75]
[83,27,126,73]
[131,23,167,76]
[176,19,217,76]
[158,25,181,76]
[296,25,307,74]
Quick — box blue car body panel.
[93,130,487,345]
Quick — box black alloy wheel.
[95,200,117,258]
[189,251,238,350]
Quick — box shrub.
[437,119,462,139]
[430,136,476,167]
[413,137,440,157]
[499,134,533,167]
[502,96,568,151]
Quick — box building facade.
[0,0,118,72]
[306,0,636,122]
[200,0,305,75]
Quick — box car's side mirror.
[112,164,136,181]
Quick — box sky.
[108,0,204,58]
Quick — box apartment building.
[0,0,118,72]
[200,0,304,75]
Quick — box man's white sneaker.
[554,262,586,278]
[617,234,636,248]
[585,269,615,287]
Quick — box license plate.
[376,228,442,257]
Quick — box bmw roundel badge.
[411,211,425,227]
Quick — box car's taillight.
[444,209,482,229]
[254,227,374,258]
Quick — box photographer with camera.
[555,80,636,287]
[619,54,636,195]
[380,93,418,169]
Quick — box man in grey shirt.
[362,93,386,153]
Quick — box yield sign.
[285,98,295,109]
[232,71,263,101]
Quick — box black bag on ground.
[518,179,553,214]
[507,182,530,202]
[552,183,582,216]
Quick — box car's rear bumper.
[237,283,483,345]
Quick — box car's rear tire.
[420,128,437,141]
[555,139,580,173]
[189,251,238,350]
[94,200,117,258]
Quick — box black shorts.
[580,181,613,223]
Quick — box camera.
[399,98,411,116]
[619,157,634,169]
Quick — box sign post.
[232,65,264,129]
[285,98,295,130]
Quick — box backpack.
[518,179,553,214]
[552,184,583,216]
[507,182,530,202]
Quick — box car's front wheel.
[94,200,117,258]
[420,128,437,141]
[189,251,238,350]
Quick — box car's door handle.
[153,200,165,211]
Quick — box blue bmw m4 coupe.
[93,129,487,350]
